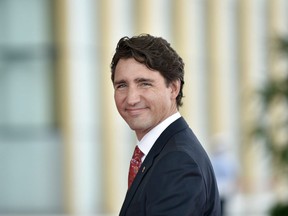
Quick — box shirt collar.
[137,112,181,161]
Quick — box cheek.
[114,94,125,108]
[157,92,174,108]
[114,94,120,106]
[157,90,171,101]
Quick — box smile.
[126,108,147,116]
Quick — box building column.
[99,0,134,213]
[172,0,209,147]
[238,0,269,194]
[54,0,100,214]
[206,0,240,149]
[53,0,73,213]
[134,0,171,37]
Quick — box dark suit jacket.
[119,117,221,216]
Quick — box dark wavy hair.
[110,34,185,108]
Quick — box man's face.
[113,58,179,140]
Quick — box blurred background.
[0,0,287,215]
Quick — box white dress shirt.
[137,112,181,162]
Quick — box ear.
[169,79,181,99]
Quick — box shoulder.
[163,126,208,163]
[158,126,218,189]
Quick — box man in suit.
[110,34,221,216]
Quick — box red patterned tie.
[128,145,144,189]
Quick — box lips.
[126,107,147,116]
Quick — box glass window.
[0,0,56,133]
[0,0,63,213]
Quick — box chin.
[128,122,147,131]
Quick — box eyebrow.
[113,79,126,86]
[114,77,154,85]
[135,78,154,83]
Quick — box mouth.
[126,107,147,116]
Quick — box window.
[0,0,56,135]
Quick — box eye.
[115,83,127,89]
[140,82,152,87]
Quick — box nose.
[126,87,140,106]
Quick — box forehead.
[114,58,163,81]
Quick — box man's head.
[111,34,185,108]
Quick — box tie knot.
[132,146,144,162]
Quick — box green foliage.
[259,77,288,167]
[270,203,288,216]
[261,77,288,104]
[275,36,288,55]
[255,36,288,216]
[254,36,288,169]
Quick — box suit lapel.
[119,117,188,215]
